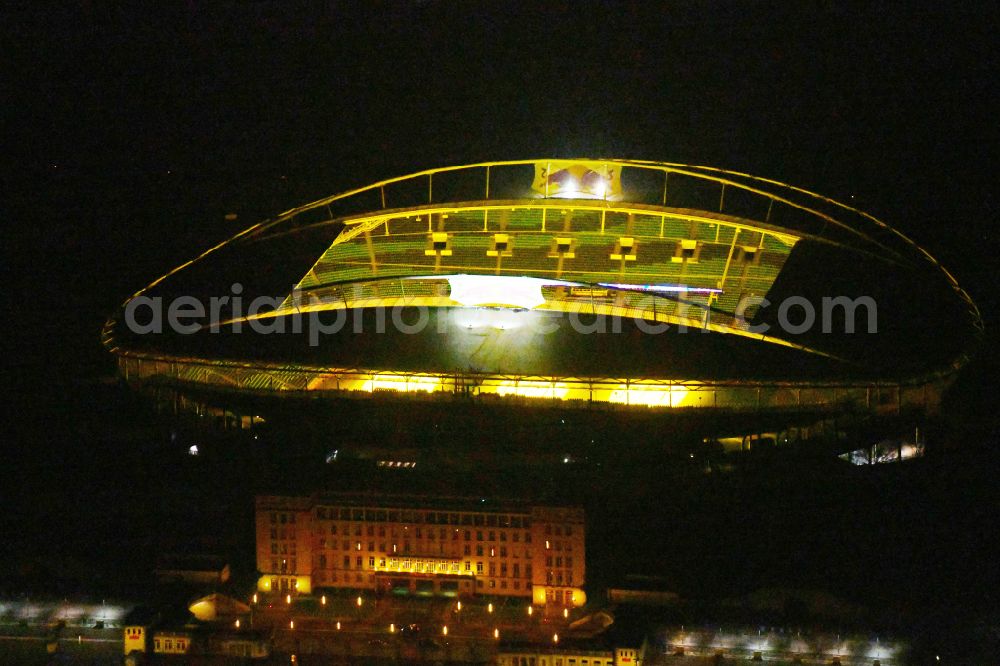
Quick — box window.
[476,545,483,556]
[550,237,575,258]
[737,245,762,265]
[674,239,700,262]
[426,232,452,256]
[611,236,636,261]
[476,562,484,574]
[488,233,512,257]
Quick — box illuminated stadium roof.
[104,159,981,414]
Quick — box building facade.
[255,493,586,606]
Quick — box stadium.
[102,159,981,458]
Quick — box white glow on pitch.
[452,308,527,330]
[446,274,560,309]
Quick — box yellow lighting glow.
[362,374,440,393]
[442,625,448,636]
[497,381,569,400]
[608,384,689,407]
[494,628,500,639]
[356,596,363,607]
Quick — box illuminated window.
[487,233,512,257]
[737,245,762,265]
[549,237,575,258]
[610,237,636,261]
[425,232,452,256]
[673,239,701,262]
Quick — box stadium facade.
[103,159,981,419]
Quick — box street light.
[488,603,493,613]
[553,633,559,644]
[563,608,569,619]
[336,621,341,630]
[321,595,326,606]
[286,594,292,605]
[442,625,448,636]
[456,601,462,611]
[234,619,240,629]
[356,596,363,608]
[289,620,295,629]
[527,605,533,616]
[252,593,258,604]
[389,623,396,633]
[493,628,500,640]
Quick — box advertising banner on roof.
[532,160,622,199]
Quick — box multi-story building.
[255,493,586,606]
